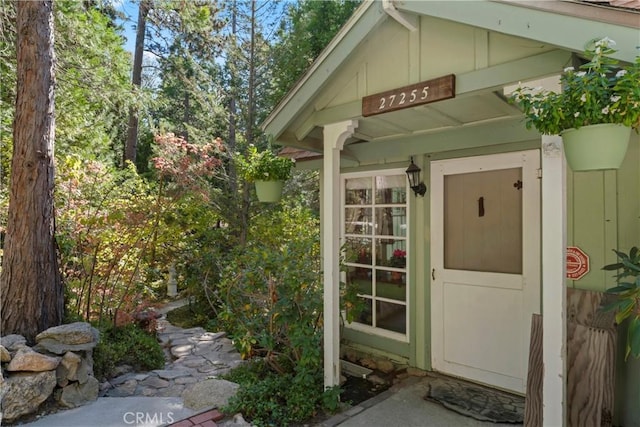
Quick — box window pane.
[375,207,406,237]
[376,301,406,333]
[444,168,522,274]
[345,208,372,235]
[375,272,406,301]
[345,237,372,265]
[375,239,406,268]
[375,175,406,204]
[356,298,373,326]
[346,177,372,205]
[347,266,372,295]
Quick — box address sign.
[362,74,455,117]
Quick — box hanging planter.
[237,145,294,203]
[561,123,631,171]
[509,37,639,171]
[255,180,284,203]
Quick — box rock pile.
[0,322,100,423]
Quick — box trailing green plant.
[603,246,640,360]
[510,37,640,135]
[93,323,165,380]
[236,144,294,182]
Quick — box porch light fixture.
[406,157,426,197]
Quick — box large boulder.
[0,335,27,353]
[0,370,57,422]
[6,348,60,372]
[34,322,99,355]
[55,376,99,408]
[0,345,11,362]
[56,351,82,387]
[182,379,239,410]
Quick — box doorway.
[430,150,541,393]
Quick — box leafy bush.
[57,158,168,325]
[223,361,341,427]
[216,204,321,367]
[93,323,165,380]
[213,204,344,425]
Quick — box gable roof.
[263,0,639,151]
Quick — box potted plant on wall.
[239,144,294,203]
[510,37,640,171]
[603,246,640,360]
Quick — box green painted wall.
[568,133,640,426]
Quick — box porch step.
[341,359,373,378]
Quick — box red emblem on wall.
[566,246,590,280]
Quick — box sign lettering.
[362,74,455,117]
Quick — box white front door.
[430,150,540,394]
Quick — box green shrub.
[93,323,165,380]
[223,361,341,427]
[214,205,347,425]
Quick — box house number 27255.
[361,74,456,117]
[379,87,429,110]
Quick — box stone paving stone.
[175,376,198,385]
[171,344,195,358]
[140,375,169,388]
[153,369,191,380]
[174,357,209,369]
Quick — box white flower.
[576,71,586,77]
[616,70,627,78]
[610,95,621,103]
[574,112,580,118]
[595,37,616,48]
[564,66,575,73]
[580,94,587,103]
[602,106,610,114]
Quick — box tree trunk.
[1,0,62,343]
[124,0,150,166]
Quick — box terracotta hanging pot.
[561,123,631,171]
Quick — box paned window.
[343,171,408,339]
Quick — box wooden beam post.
[322,120,357,390]
[541,135,567,426]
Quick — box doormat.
[424,377,525,423]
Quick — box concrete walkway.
[22,396,195,427]
[319,376,523,427]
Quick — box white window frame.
[341,168,410,342]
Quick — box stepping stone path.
[103,312,244,399]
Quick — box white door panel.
[431,150,541,394]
